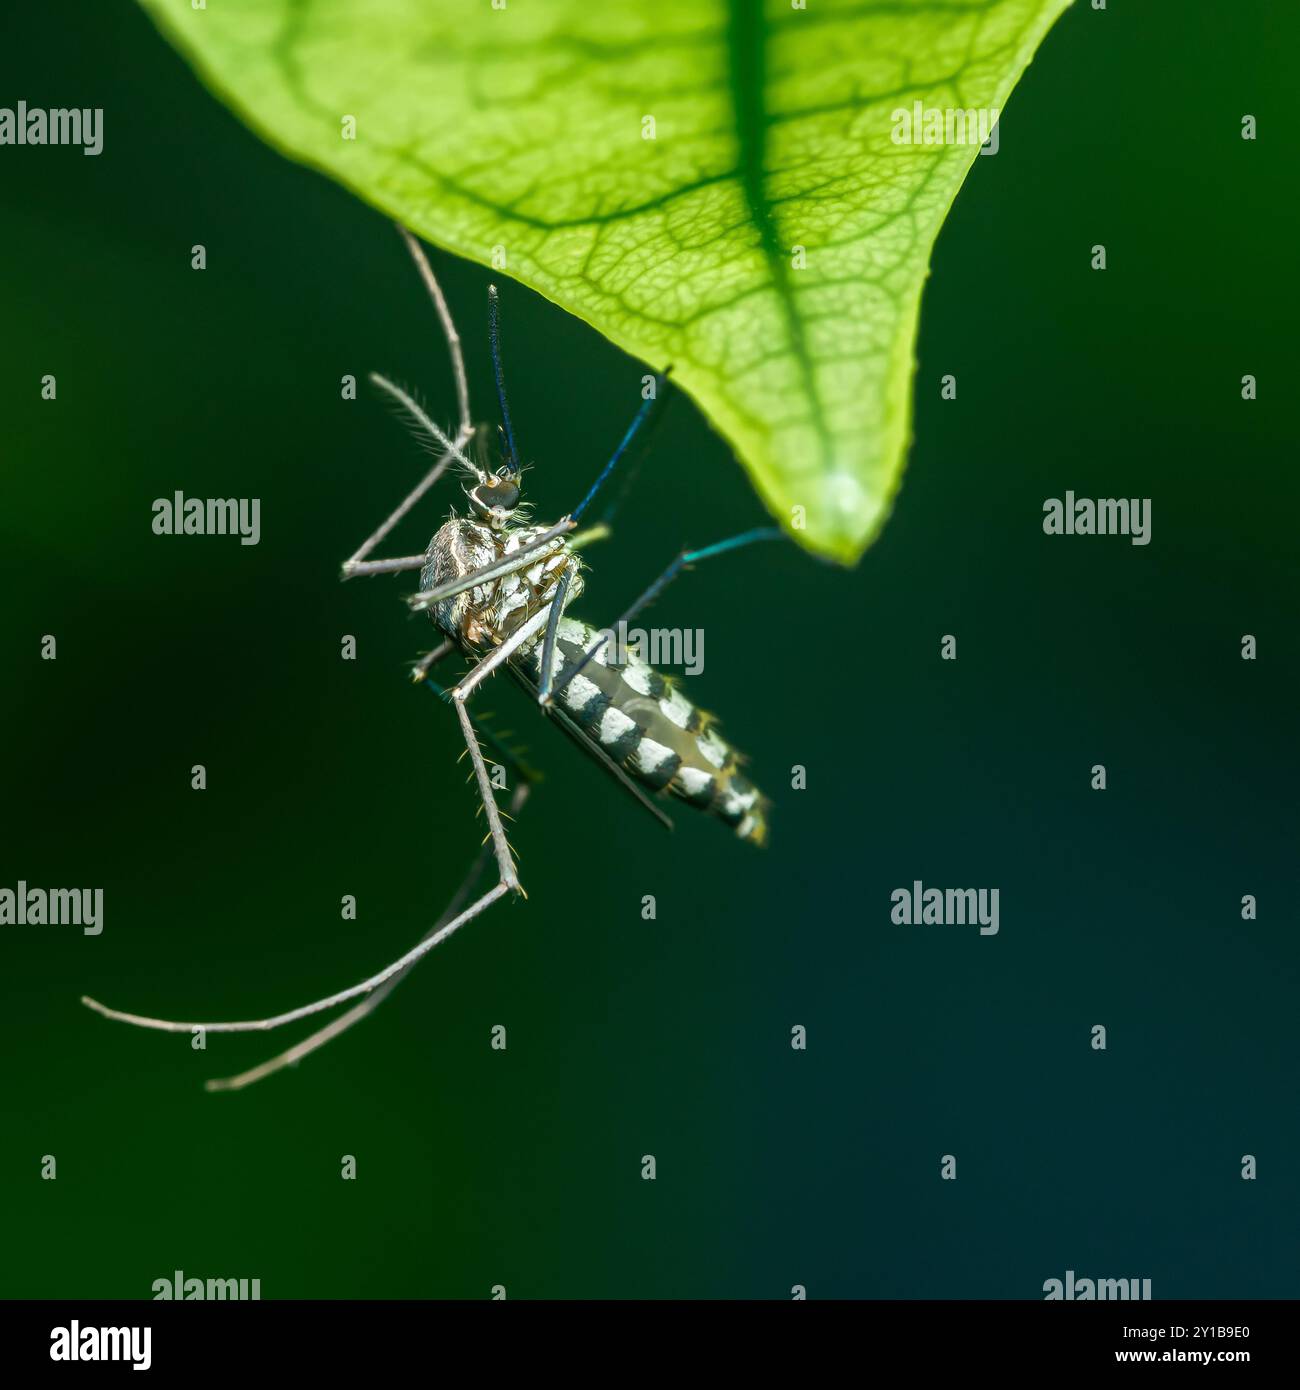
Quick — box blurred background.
[0,1,1295,1298]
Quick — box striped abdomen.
[517,616,769,845]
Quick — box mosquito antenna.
[487,284,521,476]
[369,372,487,483]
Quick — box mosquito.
[81,223,780,1090]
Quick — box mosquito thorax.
[466,473,520,528]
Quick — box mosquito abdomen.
[522,617,769,844]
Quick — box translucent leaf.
[141,0,1070,562]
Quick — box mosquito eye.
[490,481,520,510]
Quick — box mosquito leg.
[82,647,537,1043]
[591,386,677,533]
[344,555,428,580]
[80,879,510,1035]
[536,569,572,703]
[342,228,474,577]
[341,425,469,579]
[423,677,540,788]
[450,693,522,893]
[204,995,393,1092]
[569,370,670,524]
[452,602,554,702]
[212,675,540,1086]
[205,783,530,1092]
[205,997,391,1092]
[546,526,786,705]
[396,223,471,435]
[83,233,542,1071]
[411,638,455,684]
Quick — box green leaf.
[141,0,1069,563]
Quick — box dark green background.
[1,1,1295,1298]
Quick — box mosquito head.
[466,467,521,528]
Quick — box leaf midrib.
[726,0,830,465]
